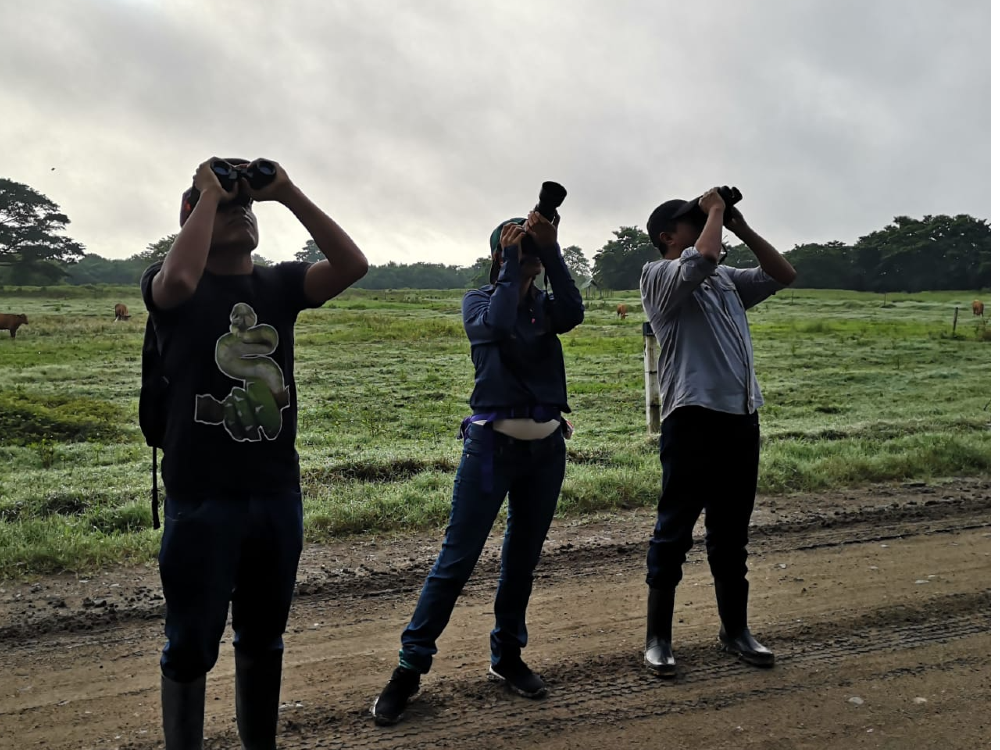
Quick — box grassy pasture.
[0,284,990,578]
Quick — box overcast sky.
[0,0,990,267]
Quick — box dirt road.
[0,478,990,749]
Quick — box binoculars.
[716,185,743,211]
[188,159,278,209]
[687,185,743,228]
[210,159,277,192]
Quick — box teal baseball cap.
[488,217,526,283]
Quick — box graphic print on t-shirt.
[194,302,290,442]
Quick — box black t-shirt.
[140,260,319,496]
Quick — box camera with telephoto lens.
[521,181,567,255]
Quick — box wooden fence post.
[952,306,959,336]
[643,321,661,435]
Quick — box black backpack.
[138,316,170,529]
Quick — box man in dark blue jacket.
[372,210,585,725]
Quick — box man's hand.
[245,159,297,204]
[193,158,236,203]
[500,222,527,256]
[152,158,230,310]
[525,210,558,249]
[698,187,726,216]
[693,188,727,263]
[724,205,750,236]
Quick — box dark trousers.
[646,407,760,592]
[400,423,566,673]
[158,489,304,683]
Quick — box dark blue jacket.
[462,243,585,413]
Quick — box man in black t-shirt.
[143,157,368,750]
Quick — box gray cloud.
[0,0,989,266]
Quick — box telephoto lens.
[522,181,567,256]
[535,181,567,222]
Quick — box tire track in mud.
[120,591,988,750]
[0,493,988,647]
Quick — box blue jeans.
[158,489,304,683]
[400,423,567,673]
[647,407,760,591]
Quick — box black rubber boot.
[161,674,206,750]
[643,587,676,677]
[235,651,284,750]
[715,578,774,668]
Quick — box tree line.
[0,177,990,292]
[589,214,990,292]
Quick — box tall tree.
[0,179,85,278]
[591,226,660,290]
[129,234,177,265]
[295,239,325,263]
[252,253,274,267]
[561,245,591,283]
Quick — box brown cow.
[616,303,628,320]
[0,313,28,339]
[972,300,984,317]
[114,303,131,321]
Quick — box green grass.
[0,286,990,578]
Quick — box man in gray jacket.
[639,188,796,677]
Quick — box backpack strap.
[151,446,160,530]
[141,315,165,530]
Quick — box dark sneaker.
[488,658,548,699]
[372,666,421,725]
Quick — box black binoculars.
[716,185,743,212]
[210,159,277,192]
[688,185,743,228]
[188,159,277,210]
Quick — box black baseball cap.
[646,197,705,252]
